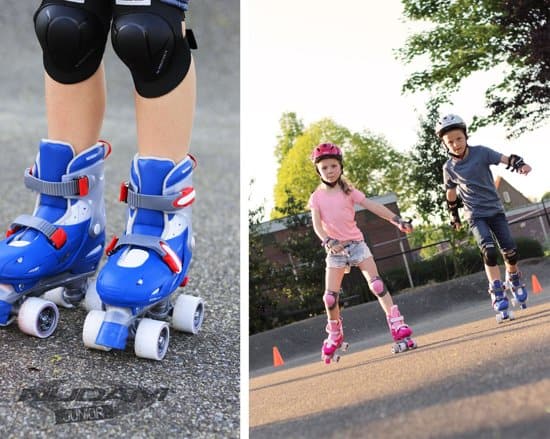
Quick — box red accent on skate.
[172,187,195,208]
[5,227,18,238]
[50,228,67,249]
[98,139,112,159]
[77,176,89,196]
[119,182,129,203]
[180,276,189,287]
[105,236,119,256]
[160,242,182,274]
[188,153,198,169]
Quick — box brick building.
[258,193,413,273]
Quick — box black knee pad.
[34,1,111,84]
[502,248,518,265]
[111,3,195,98]
[482,244,498,267]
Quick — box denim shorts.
[468,213,515,251]
[326,241,373,269]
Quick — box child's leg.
[45,68,106,154]
[357,256,413,341]
[321,267,346,362]
[491,214,528,306]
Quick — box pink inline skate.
[387,305,417,354]
[321,318,349,364]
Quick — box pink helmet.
[310,143,342,164]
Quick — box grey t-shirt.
[443,145,503,219]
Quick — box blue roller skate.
[505,271,528,310]
[0,139,109,338]
[82,155,205,361]
[489,280,514,324]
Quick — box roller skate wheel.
[83,280,103,312]
[334,354,341,363]
[82,310,111,351]
[520,303,527,310]
[43,287,73,309]
[172,294,205,334]
[134,318,170,361]
[18,297,59,338]
[407,339,417,349]
[341,342,350,352]
[508,310,515,320]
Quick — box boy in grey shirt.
[436,114,532,322]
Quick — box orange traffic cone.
[273,346,285,367]
[531,274,543,294]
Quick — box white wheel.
[508,310,515,320]
[82,310,111,351]
[134,318,170,361]
[495,313,503,323]
[18,297,59,338]
[172,294,205,334]
[83,280,103,312]
[42,287,73,309]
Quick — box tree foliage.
[271,115,409,219]
[406,97,448,223]
[399,0,550,136]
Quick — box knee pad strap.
[112,4,193,98]
[34,3,111,84]
[502,248,518,265]
[482,244,499,267]
[369,277,387,297]
[323,290,339,310]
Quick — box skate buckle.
[49,228,67,249]
[172,187,195,208]
[119,182,129,203]
[77,176,89,197]
[105,236,119,256]
[160,242,182,274]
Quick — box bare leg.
[134,57,196,162]
[45,66,106,154]
[358,256,394,315]
[325,267,346,320]
[485,264,501,283]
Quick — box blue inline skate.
[0,139,109,338]
[505,271,528,310]
[490,280,514,324]
[82,155,204,361]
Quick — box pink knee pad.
[369,277,386,297]
[323,290,339,310]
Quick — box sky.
[242,0,550,220]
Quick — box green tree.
[274,112,305,164]
[407,97,448,224]
[399,0,550,137]
[272,118,408,218]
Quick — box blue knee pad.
[323,290,339,310]
[112,3,196,98]
[34,1,112,84]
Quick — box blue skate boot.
[82,155,205,360]
[0,139,109,338]
[505,271,528,310]
[489,280,514,324]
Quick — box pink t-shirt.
[308,188,366,241]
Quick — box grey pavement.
[0,1,239,438]
[250,257,550,374]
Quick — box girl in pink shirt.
[308,143,417,363]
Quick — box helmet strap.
[447,145,469,159]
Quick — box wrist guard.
[506,154,525,173]
[446,198,462,227]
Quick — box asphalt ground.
[0,1,240,438]
[250,257,550,438]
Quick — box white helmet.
[435,114,467,138]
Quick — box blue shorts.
[325,241,373,269]
[468,213,516,251]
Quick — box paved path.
[250,259,550,438]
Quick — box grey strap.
[11,214,58,239]
[24,169,88,197]
[123,184,195,212]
